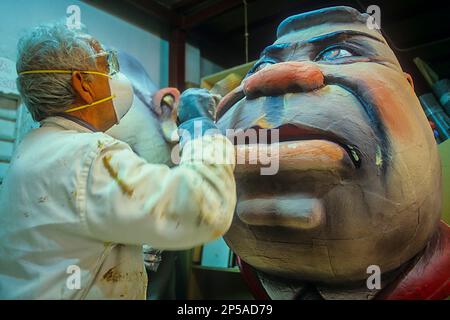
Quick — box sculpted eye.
[254,61,272,72]
[316,47,354,61]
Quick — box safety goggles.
[90,49,120,76]
[19,49,120,77]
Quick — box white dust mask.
[109,72,134,124]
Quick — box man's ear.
[72,71,94,104]
[151,88,180,143]
[404,72,414,90]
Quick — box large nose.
[243,61,324,99]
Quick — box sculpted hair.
[277,6,378,38]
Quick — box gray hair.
[16,23,98,121]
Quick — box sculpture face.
[217,7,442,284]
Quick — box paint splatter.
[103,266,121,282]
[97,140,105,149]
[376,145,383,167]
[102,155,134,197]
[255,117,272,129]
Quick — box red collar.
[376,221,450,300]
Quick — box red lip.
[216,85,245,118]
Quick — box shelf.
[200,61,255,90]
[192,265,241,273]
[188,264,253,300]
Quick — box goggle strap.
[19,70,112,78]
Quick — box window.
[0,94,20,184]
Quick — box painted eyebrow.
[306,30,385,44]
[260,30,384,57]
[260,43,292,57]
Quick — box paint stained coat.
[0,116,236,299]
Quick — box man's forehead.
[86,37,104,53]
[76,32,103,54]
[275,6,385,45]
[78,35,109,71]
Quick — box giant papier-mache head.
[216,6,442,285]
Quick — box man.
[217,6,449,299]
[0,23,236,299]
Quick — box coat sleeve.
[80,134,236,250]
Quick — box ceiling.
[83,0,450,94]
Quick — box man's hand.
[178,88,221,124]
[177,88,222,147]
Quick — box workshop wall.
[0,0,166,87]
[0,0,222,88]
[186,44,223,86]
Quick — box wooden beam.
[181,0,244,29]
[171,0,208,11]
[169,28,186,91]
[125,0,182,25]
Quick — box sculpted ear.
[151,88,180,143]
[404,72,414,90]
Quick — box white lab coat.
[0,116,236,299]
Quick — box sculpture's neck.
[248,221,449,300]
[255,268,401,300]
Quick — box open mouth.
[230,124,362,169]
[276,124,362,168]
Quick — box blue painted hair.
[277,6,372,39]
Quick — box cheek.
[363,76,417,141]
[103,78,113,97]
[346,67,441,207]
[333,64,427,143]
[92,76,112,99]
